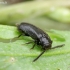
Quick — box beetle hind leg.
[23,40,36,49]
[24,41,34,44]
[30,40,38,49]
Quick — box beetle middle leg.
[25,40,37,49]
[30,41,37,49]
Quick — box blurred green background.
[0,0,70,30]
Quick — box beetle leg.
[24,41,34,44]
[33,49,46,62]
[30,40,38,49]
[17,33,28,38]
[10,34,22,42]
[30,42,36,49]
[17,34,22,38]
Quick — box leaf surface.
[0,25,70,70]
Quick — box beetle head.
[40,37,52,50]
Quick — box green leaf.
[0,25,70,70]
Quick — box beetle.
[17,22,65,62]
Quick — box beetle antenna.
[33,50,46,62]
[51,44,65,49]
[33,44,65,62]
